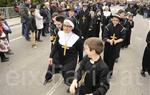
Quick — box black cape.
[142,31,150,72]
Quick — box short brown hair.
[84,37,103,55]
[117,9,126,14]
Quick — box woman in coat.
[34,6,44,42]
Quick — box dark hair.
[30,8,35,13]
[30,4,37,9]
[55,16,65,23]
[84,37,103,55]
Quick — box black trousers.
[142,47,150,74]
[43,23,49,35]
[0,52,6,61]
[45,64,75,86]
[37,29,42,40]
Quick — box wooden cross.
[61,44,69,56]
[110,34,117,42]
[82,16,86,23]
[52,35,57,44]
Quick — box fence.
[0,7,19,19]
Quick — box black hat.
[82,2,88,6]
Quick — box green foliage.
[0,0,42,7]
[0,0,14,7]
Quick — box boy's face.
[119,12,126,18]
[83,6,88,11]
[69,11,75,17]
[111,17,120,25]
[52,16,57,22]
[128,16,133,20]
[31,11,35,15]
[54,21,62,30]
[84,44,94,58]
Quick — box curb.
[9,23,21,27]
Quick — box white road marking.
[46,77,63,95]
[10,36,23,42]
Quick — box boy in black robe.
[89,11,101,37]
[70,37,109,95]
[101,6,112,38]
[123,12,134,48]
[102,14,125,77]
[50,15,64,48]
[116,9,127,61]
[76,2,91,40]
[141,31,150,77]
[68,7,83,38]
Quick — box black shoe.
[115,59,118,63]
[124,46,128,48]
[66,87,70,93]
[141,70,146,77]
[43,79,52,85]
[1,58,9,62]
[26,38,30,41]
[43,80,48,85]
[37,40,43,42]
[148,71,150,75]
[6,51,14,55]
[42,35,46,37]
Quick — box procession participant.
[101,6,112,38]
[68,7,82,38]
[123,12,134,48]
[102,14,125,77]
[44,18,83,87]
[76,2,92,40]
[141,31,150,77]
[70,37,109,95]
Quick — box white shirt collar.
[58,31,79,47]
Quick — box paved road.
[0,7,150,95]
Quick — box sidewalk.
[6,17,21,27]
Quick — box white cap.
[64,19,74,29]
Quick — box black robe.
[120,18,132,48]
[89,15,101,37]
[142,31,150,73]
[102,23,125,72]
[75,56,109,95]
[49,22,59,49]
[45,31,83,85]
[123,19,134,47]
[71,16,84,61]
[76,9,91,39]
[101,11,111,38]
[71,16,83,38]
